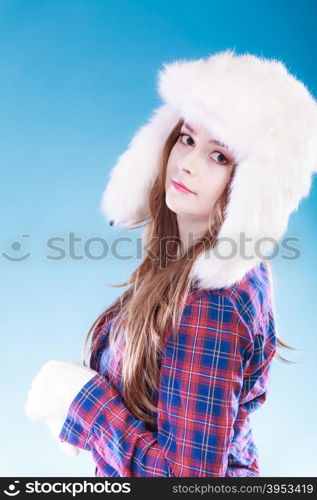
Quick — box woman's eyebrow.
[183,122,228,150]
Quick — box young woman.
[25,49,317,477]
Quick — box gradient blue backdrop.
[1,0,316,477]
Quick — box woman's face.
[165,121,236,220]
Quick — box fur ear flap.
[100,104,180,228]
[190,154,291,289]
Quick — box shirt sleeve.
[59,291,254,477]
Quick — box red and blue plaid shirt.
[59,261,276,477]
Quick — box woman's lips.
[171,180,196,194]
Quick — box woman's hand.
[25,360,98,455]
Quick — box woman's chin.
[166,194,193,213]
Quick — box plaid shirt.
[59,261,276,477]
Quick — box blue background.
[1,0,316,477]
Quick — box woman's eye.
[179,132,194,146]
[210,151,229,165]
[179,133,230,165]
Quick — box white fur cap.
[100,49,317,290]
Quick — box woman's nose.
[179,164,191,174]
[177,155,197,175]
[177,148,201,174]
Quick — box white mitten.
[25,360,97,422]
[45,419,80,456]
[25,360,98,452]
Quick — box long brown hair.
[82,118,296,426]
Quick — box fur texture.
[100,49,317,289]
